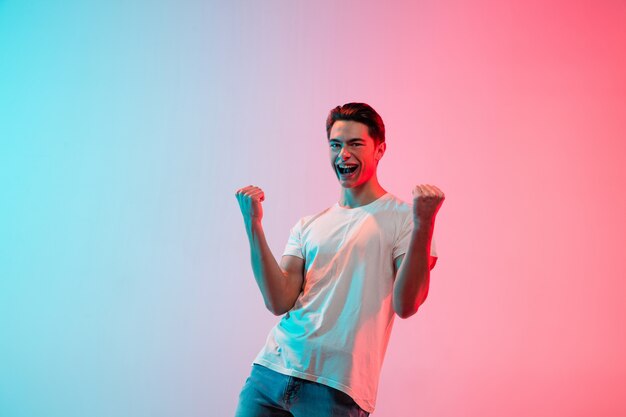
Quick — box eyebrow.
[328,138,365,143]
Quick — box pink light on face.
[329,120,384,190]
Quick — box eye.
[330,143,340,149]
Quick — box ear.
[375,141,386,161]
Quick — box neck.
[338,176,387,208]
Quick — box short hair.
[325,102,385,144]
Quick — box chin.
[340,180,362,188]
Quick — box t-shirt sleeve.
[393,214,438,259]
[282,218,304,259]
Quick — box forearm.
[245,218,292,315]
[393,218,434,318]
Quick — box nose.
[339,147,351,160]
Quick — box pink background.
[1,1,624,416]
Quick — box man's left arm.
[392,184,445,319]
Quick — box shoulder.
[366,193,413,237]
[378,193,413,219]
[292,206,334,231]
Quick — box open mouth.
[337,164,359,176]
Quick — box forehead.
[329,120,371,141]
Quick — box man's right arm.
[236,186,304,315]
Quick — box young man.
[234,103,444,416]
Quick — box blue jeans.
[234,364,370,417]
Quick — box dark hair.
[325,102,385,144]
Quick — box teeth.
[337,164,358,175]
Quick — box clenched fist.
[412,184,445,224]
[236,185,266,223]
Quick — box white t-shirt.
[253,192,438,413]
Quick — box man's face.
[328,120,385,188]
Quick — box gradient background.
[1,1,625,416]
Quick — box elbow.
[265,302,287,316]
[394,295,428,319]
[393,298,419,319]
[269,307,288,316]
[264,299,294,316]
[395,305,418,319]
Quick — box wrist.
[244,216,263,230]
[413,216,434,234]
